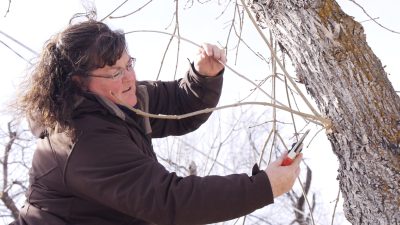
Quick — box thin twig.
[156,26,177,80]
[100,0,129,21]
[348,0,400,34]
[178,139,235,172]
[359,16,379,23]
[0,39,33,65]
[0,30,38,55]
[234,3,244,65]
[222,0,240,53]
[297,176,316,225]
[285,75,299,139]
[240,0,322,118]
[123,29,290,108]
[270,33,278,166]
[158,155,189,174]
[1,121,19,219]
[207,142,223,176]
[241,214,247,225]
[258,130,273,166]
[173,0,181,80]
[331,188,341,225]
[276,132,289,152]
[3,0,11,17]
[240,4,318,224]
[107,0,153,20]
[207,115,240,175]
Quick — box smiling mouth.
[122,87,132,93]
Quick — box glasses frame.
[87,57,136,81]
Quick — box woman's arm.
[140,63,223,137]
[65,118,273,225]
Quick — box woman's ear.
[71,75,88,91]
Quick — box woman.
[14,19,301,225]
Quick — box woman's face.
[86,52,137,106]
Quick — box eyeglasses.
[87,57,136,80]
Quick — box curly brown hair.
[16,20,127,135]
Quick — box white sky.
[0,0,399,224]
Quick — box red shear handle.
[281,157,294,166]
[281,151,297,166]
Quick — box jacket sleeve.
[65,118,274,225]
[139,63,223,138]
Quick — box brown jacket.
[17,65,273,225]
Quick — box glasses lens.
[110,70,123,80]
[130,57,136,69]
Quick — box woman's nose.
[123,69,136,81]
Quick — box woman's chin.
[126,96,137,107]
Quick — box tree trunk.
[246,0,400,224]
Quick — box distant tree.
[0,120,32,221]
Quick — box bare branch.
[173,0,181,80]
[111,89,329,127]
[0,191,19,219]
[348,0,400,34]
[1,121,20,220]
[107,0,153,20]
[155,0,182,81]
[331,188,341,225]
[3,122,17,191]
[293,166,315,225]
[156,25,177,81]
[178,139,235,172]
[0,30,39,55]
[3,0,11,17]
[109,0,153,19]
[100,0,128,21]
[0,39,33,65]
[158,155,189,175]
[240,0,322,117]
[124,29,291,108]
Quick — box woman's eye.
[113,70,123,79]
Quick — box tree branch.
[1,121,19,220]
[348,0,400,34]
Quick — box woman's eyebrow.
[109,57,131,69]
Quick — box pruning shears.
[281,129,310,166]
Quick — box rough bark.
[247,0,400,224]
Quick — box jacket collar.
[75,85,152,135]
[29,84,152,138]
